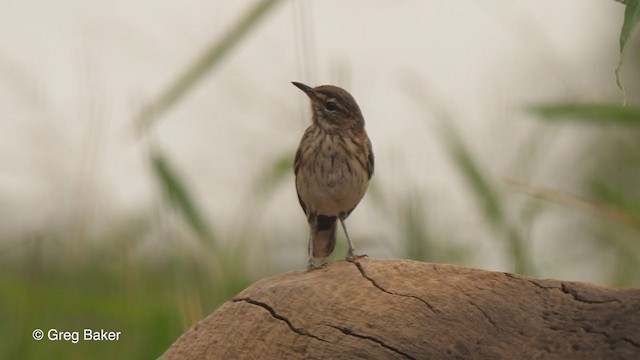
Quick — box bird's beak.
[292,82,315,98]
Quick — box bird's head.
[292,82,364,131]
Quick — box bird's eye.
[324,101,338,111]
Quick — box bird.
[292,82,374,270]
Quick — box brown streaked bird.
[292,82,374,270]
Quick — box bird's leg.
[307,214,316,270]
[340,217,359,262]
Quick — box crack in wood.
[505,273,621,305]
[503,273,561,290]
[352,260,439,315]
[234,297,328,343]
[453,283,500,333]
[623,337,640,349]
[576,325,640,349]
[325,324,416,360]
[469,301,500,333]
[560,284,621,304]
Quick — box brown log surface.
[160,258,640,359]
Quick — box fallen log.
[161,258,640,359]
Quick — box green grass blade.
[590,180,640,224]
[136,0,283,134]
[402,77,533,273]
[400,194,431,261]
[443,124,505,228]
[442,124,533,274]
[252,152,293,199]
[529,103,640,125]
[151,150,216,245]
[615,0,640,103]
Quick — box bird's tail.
[313,215,337,258]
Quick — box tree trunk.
[161,258,640,359]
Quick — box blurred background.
[1,0,639,358]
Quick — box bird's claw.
[307,257,328,271]
[345,252,367,262]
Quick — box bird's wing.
[366,137,374,179]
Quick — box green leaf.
[135,0,283,134]
[530,103,640,125]
[615,0,640,103]
[151,150,216,244]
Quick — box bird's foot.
[345,251,367,262]
[307,257,328,271]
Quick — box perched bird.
[292,82,374,270]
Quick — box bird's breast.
[296,131,369,215]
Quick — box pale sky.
[0,1,626,280]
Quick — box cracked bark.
[233,298,328,343]
[354,260,439,315]
[161,258,640,360]
[325,324,416,360]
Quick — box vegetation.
[2,0,638,358]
